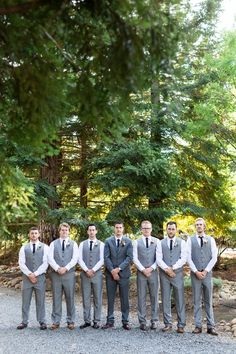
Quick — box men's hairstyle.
[141,220,152,227]
[166,221,177,228]
[29,226,39,232]
[87,223,97,230]
[58,222,70,231]
[114,221,124,226]
[195,217,206,226]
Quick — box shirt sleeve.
[172,240,187,270]
[187,237,198,273]
[48,241,60,271]
[34,244,49,276]
[65,241,79,271]
[156,240,169,270]
[19,245,32,276]
[205,237,218,272]
[133,240,145,272]
[78,242,88,272]
[93,242,105,272]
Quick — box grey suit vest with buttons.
[137,237,157,268]
[82,240,102,273]
[161,237,183,273]
[190,235,212,271]
[24,243,44,272]
[53,239,75,272]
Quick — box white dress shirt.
[187,234,218,273]
[48,237,79,272]
[133,236,158,272]
[19,241,49,276]
[78,239,104,272]
[156,236,187,271]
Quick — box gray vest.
[53,238,75,272]
[82,240,101,272]
[161,237,182,269]
[191,235,212,271]
[137,237,157,268]
[24,243,44,272]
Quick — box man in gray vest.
[133,220,159,331]
[156,221,187,333]
[17,227,49,330]
[78,224,104,329]
[48,222,79,330]
[187,217,218,335]
[102,221,133,330]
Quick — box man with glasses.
[133,220,159,331]
[187,218,218,335]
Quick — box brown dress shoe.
[162,325,172,332]
[101,323,114,329]
[192,327,202,334]
[140,324,147,331]
[17,323,27,330]
[67,322,75,330]
[50,323,60,330]
[176,327,184,334]
[207,328,218,336]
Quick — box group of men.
[17,218,218,336]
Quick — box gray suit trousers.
[80,271,103,323]
[160,270,185,328]
[22,274,46,324]
[137,270,159,324]
[191,271,215,328]
[106,273,130,324]
[50,271,76,324]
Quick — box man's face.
[166,224,177,238]
[114,223,124,237]
[195,220,205,234]
[29,229,40,242]
[87,226,97,240]
[59,226,70,239]
[141,223,152,237]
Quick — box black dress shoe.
[92,322,100,329]
[79,322,91,329]
[150,322,157,330]
[40,323,47,330]
[162,325,172,332]
[140,324,147,331]
[123,323,131,330]
[192,327,202,334]
[17,323,27,330]
[207,328,218,336]
[102,323,114,329]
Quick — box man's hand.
[111,267,120,280]
[58,267,67,275]
[28,273,37,284]
[165,267,176,278]
[86,269,95,278]
[195,271,205,280]
[142,267,153,278]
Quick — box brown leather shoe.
[17,323,27,330]
[67,322,75,330]
[176,327,184,334]
[50,323,60,330]
[192,327,202,334]
[140,324,147,331]
[150,322,157,330]
[207,328,218,336]
[123,323,131,330]
[162,325,172,332]
[101,323,114,329]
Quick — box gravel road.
[0,286,235,354]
